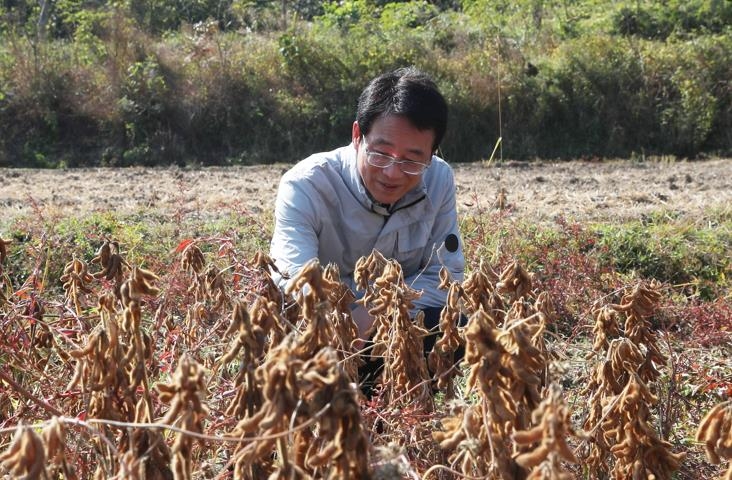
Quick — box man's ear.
[352,121,361,146]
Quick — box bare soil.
[1,159,730,222]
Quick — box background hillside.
[1,0,731,167]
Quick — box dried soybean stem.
[0,407,331,443]
[423,464,487,480]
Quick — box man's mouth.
[378,181,400,191]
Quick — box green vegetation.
[1,0,731,166]
[593,211,732,300]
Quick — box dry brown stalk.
[360,254,432,408]
[435,309,522,478]
[181,241,205,274]
[461,260,502,318]
[156,354,210,480]
[582,280,683,478]
[434,400,519,478]
[91,239,129,288]
[502,300,549,429]
[583,337,645,404]
[42,416,77,479]
[286,259,352,360]
[603,374,685,479]
[249,295,289,358]
[0,423,46,479]
[222,299,268,419]
[589,305,622,355]
[513,384,578,479]
[220,262,365,477]
[250,251,285,306]
[23,293,52,348]
[354,249,389,293]
[298,347,371,478]
[180,242,231,311]
[60,254,94,315]
[121,266,161,309]
[286,258,341,302]
[464,309,516,430]
[581,338,644,473]
[616,282,668,383]
[181,242,208,301]
[609,279,663,320]
[66,318,130,421]
[251,250,279,273]
[0,236,10,264]
[187,265,230,311]
[229,339,305,479]
[66,265,171,479]
[534,291,557,326]
[696,399,732,479]
[287,260,361,379]
[220,299,266,364]
[322,263,361,380]
[435,274,553,480]
[496,259,533,304]
[428,267,465,396]
[322,262,357,313]
[202,265,230,310]
[182,301,207,345]
[120,267,160,416]
[226,336,371,479]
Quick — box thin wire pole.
[496,34,503,162]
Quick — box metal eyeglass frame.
[361,137,431,176]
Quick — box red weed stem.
[0,369,64,417]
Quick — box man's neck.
[358,172,393,215]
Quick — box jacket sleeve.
[405,165,465,310]
[269,173,320,290]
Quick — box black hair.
[356,66,448,151]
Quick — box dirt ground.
[1,158,730,223]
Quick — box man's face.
[353,115,435,205]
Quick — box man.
[270,66,464,353]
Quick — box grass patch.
[592,210,731,300]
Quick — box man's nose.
[382,162,405,178]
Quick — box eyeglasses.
[362,137,431,176]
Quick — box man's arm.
[269,175,320,290]
[272,168,378,346]
[406,165,465,308]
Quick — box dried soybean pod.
[0,237,10,263]
[697,400,732,464]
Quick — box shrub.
[1,0,732,165]
[612,0,732,40]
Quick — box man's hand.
[351,304,375,350]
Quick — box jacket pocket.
[396,223,431,275]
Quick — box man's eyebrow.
[369,138,428,160]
